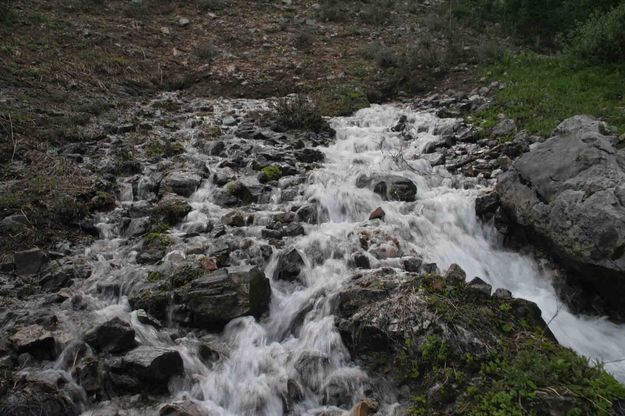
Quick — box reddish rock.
[201,256,218,271]
[369,207,385,220]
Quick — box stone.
[353,253,370,269]
[491,118,516,137]
[10,325,56,360]
[369,207,385,220]
[468,277,492,295]
[200,256,218,272]
[136,309,162,329]
[84,317,137,354]
[177,17,190,26]
[356,173,417,202]
[161,172,202,197]
[157,193,193,225]
[296,203,323,224]
[295,148,324,163]
[402,257,422,272]
[496,115,625,318]
[124,216,151,237]
[0,378,81,416]
[222,115,237,126]
[422,262,439,274]
[182,266,271,329]
[14,248,48,276]
[445,263,466,283]
[222,210,245,227]
[475,192,499,221]
[493,288,512,299]
[273,248,305,283]
[119,346,183,393]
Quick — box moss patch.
[261,165,283,181]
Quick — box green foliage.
[318,84,370,116]
[146,140,185,158]
[453,0,621,45]
[567,3,625,64]
[476,53,625,136]
[144,222,172,249]
[469,339,625,415]
[402,275,625,415]
[273,95,326,132]
[261,165,283,181]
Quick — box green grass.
[477,53,625,136]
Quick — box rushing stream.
[68,99,625,415]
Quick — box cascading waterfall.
[72,99,625,416]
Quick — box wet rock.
[15,248,48,276]
[422,262,439,274]
[222,210,245,227]
[214,180,256,207]
[263,221,305,240]
[356,173,417,202]
[76,357,102,398]
[160,401,204,416]
[115,346,183,393]
[182,265,271,330]
[295,148,324,163]
[496,115,625,318]
[445,263,466,283]
[402,257,422,273]
[84,317,137,354]
[136,309,162,329]
[475,191,499,221]
[161,172,202,197]
[493,288,512,299]
[296,202,325,224]
[10,325,57,360]
[350,398,379,416]
[467,277,492,295]
[273,248,305,283]
[124,216,151,237]
[200,256,219,272]
[353,253,371,269]
[156,193,192,225]
[491,118,516,137]
[369,207,385,220]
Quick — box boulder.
[14,248,48,276]
[84,317,137,354]
[156,193,192,225]
[294,148,324,163]
[161,172,201,197]
[116,346,183,393]
[273,248,305,283]
[222,210,245,227]
[10,325,56,360]
[179,265,271,330]
[0,378,81,416]
[496,115,625,318]
[356,174,417,202]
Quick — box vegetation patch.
[398,275,625,415]
[476,54,625,136]
[273,95,326,132]
[261,165,283,182]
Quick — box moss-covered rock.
[336,268,625,415]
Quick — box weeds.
[273,95,326,132]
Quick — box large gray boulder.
[496,115,625,317]
[356,173,417,202]
[130,265,271,330]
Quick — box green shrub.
[273,95,326,132]
[295,29,314,50]
[453,0,622,45]
[567,3,625,64]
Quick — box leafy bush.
[273,95,326,132]
[453,0,622,45]
[567,3,625,64]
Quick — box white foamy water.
[75,100,625,416]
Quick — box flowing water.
[66,99,625,415]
